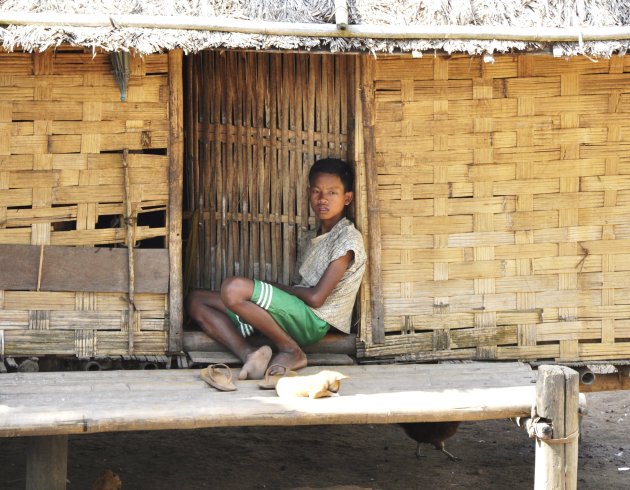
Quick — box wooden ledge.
[0,362,537,438]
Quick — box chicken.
[399,421,461,461]
[91,469,122,490]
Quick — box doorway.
[184,50,355,294]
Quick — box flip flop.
[200,363,237,391]
[258,364,298,390]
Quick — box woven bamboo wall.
[0,48,171,358]
[360,53,630,362]
[185,51,353,292]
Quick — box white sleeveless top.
[294,218,366,334]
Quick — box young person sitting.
[187,158,366,380]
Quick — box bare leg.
[186,290,271,379]
[221,277,307,374]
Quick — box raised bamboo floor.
[0,362,580,489]
[0,362,536,436]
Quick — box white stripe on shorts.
[255,282,267,308]
[263,282,273,310]
[256,282,273,311]
[235,314,253,337]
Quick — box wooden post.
[359,54,384,344]
[168,48,184,352]
[26,435,68,490]
[534,365,579,490]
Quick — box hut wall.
[0,48,173,358]
[359,53,630,362]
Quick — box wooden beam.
[534,365,579,490]
[0,244,40,290]
[44,247,169,293]
[0,244,168,293]
[26,435,68,490]
[359,54,384,344]
[168,49,184,353]
[188,351,354,367]
[183,331,356,355]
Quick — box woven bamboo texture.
[185,51,353,291]
[359,53,630,362]
[0,48,171,358]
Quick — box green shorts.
[225,280,329,347]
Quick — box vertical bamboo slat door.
[185,51,353,295]
[359,53,630,362]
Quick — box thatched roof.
[1,1,630,57]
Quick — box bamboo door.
[185,51,354,291]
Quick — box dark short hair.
[308,158,354,192]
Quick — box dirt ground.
[2,391,628,489]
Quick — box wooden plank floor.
[0,362,537,438]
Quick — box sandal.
[258,364,298,390]
[200,363,237,391]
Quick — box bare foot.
[238,345,272,380]
[269,349,307,374]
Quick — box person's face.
[308,172,353,223]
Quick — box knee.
[220,276,250,309]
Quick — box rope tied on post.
[525,415,580,446]
[539,431,579,445]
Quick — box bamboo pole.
[36,243,44,291]
[278,54,290,283]
[2,12,630,42]
[255,53,266,280]
[122,149,136,355]
[335,0,348,30]
[576,366,595,385]
[533,365,580,490]
[211,51,223,288]
[579,372,630,392]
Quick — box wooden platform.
[0,362,585,490]
[0,362,537,438]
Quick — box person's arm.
[273,251,354,308]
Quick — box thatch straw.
[0,1,629,56]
